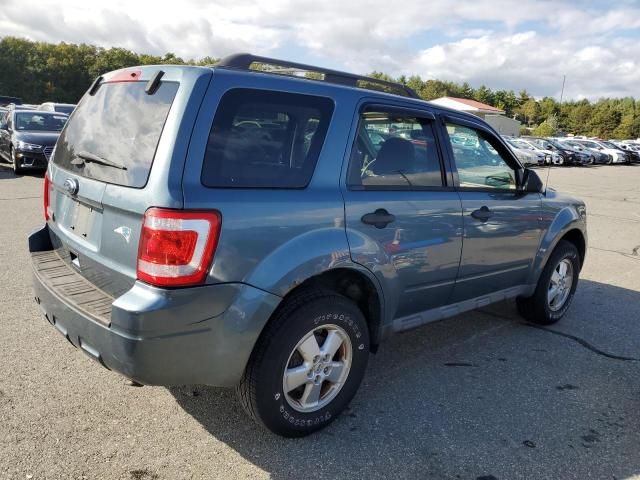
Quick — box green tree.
[533,121,556,136]
[589,102,620,138]
[521,99,540,127]
[539,97,559,120]
[474,85,494,105]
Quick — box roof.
[429,96,504,114]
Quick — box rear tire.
[517,240,580,325]
[236,288,370,437]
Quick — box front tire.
[11,147,23,174]
[517,240,580,325]
[236,289,370,437]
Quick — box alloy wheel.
[548,258,573,311]
[282,324,352,413]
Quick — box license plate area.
[70,201,94,239]
[55,194,102,246]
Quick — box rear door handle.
[471,206,493,222]
[361,208,396,229]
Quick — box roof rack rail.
[216,53,420,99]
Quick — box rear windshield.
[53,81,178,188]
[201,88,334,188]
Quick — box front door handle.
[471,206,493,222]
[361,208,396,229]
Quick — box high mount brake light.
[136,208,221,287]
[105,69,142,83]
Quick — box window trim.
[200,87,335,190]
[346,104,450,192]
[442,114,523,193]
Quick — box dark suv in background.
[29,54,587,437]
[0,109,68,173]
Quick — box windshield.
[602,141,619,149]
[53,81,178,188]
[15,112,67,132]
[511,140,532,150]
[544,139,564,149]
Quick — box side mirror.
[521,168,544,193]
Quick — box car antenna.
[543,160,552,196]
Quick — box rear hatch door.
[46,66,211,298]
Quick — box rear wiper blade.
[73,151,127,170]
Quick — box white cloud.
[1,0,639,99]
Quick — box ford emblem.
[63,178,79,196]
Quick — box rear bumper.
[29,224,281,387]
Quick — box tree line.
[0,37,217,105]
[2,36,639,139]
[370,71,640,139]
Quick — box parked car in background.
[38,102,76,115]
[619,142,640,160]
[0,110,68,173]
[611,141,640,163]
[525,137,589,166]
[514,138,564,165]
[0,95,22,107]
[559,139,611,164]
[29,54,587,437]
[504,137,547,166]
[8,103,40,111]
[555,140,595,165]
[570,138,628,164]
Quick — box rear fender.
[245,227,386,322]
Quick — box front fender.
[528,204,587,285]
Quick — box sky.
[1,0,640,100]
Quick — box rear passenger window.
[347,111,444,188]
[201,89,334,188]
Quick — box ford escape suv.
[29,54,587,437]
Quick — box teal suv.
[29,54,587,436]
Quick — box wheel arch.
[266,267,385,352]
[528,204,587,287]
[560,228,586,270]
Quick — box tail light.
[136,208,221,287]
[43,173,51,221]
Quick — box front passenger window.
[445,123,516,190]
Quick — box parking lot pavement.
[1,163,639,480]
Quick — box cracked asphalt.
[1,163,639,479]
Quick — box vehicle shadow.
[0,163,45,179]
[170,279,640,479]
